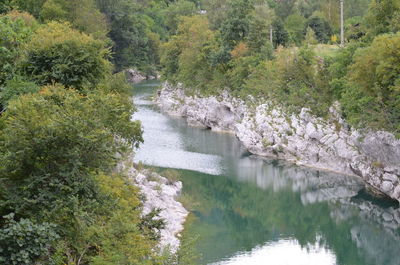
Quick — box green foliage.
[0,76,40,108]
[305,15,333,43]
[0,84,142,217]
[328,41,366,98]
[219,0,254,49]
[0,15,34,85]
[366,0,400,36]
[285,13,306,45]
[342,33,400,134]
[245,46,333,116]
[40,0,109,41]
[0,213,59,265]
[161,15,215,90]
[202,0,229,30]
[0,0,13,14]
[23,22,111,89]
[11,0,46,18]
[246,3,274,54]
[96,0,162,73]
[304,27,318,45]
[163,0,197,34]
[88,173,160,265]
[139,208,166,241]
[272,19,289,47]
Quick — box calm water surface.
[132,81,400,265]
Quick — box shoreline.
[156,82,400,203]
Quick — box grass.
[313,44,340,58]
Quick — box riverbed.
[132,81,400,265]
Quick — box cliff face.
[157,82,400,203]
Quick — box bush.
[0,76,39,109]
[0,213,58,265]
[0,85,142,219]
[245,46,333,116]
[23,22,111,89]
[0,16,33,85]
[341,33,400,134]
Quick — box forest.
[0,0,399,264]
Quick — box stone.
[131,167,189,253]
[126,68,146,83]
[381,181,394,193]
[383,173,399,184]
[382,212,394,222]
[156,82,400,203]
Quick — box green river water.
[132,81,400,265]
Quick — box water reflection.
[132,81,400,265]
[211,239,337,265]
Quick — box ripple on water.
[133,106,224,176]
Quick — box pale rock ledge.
[156,82,400,203]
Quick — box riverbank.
[156,82,400,203]
[119,159,189,252]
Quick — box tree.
[305,15,333,43]
[40,0,109,41]
[284,13,306,45]
[247,3,275,53]
[342,33,400,134]
[163,0,197,34]
[219,0,254,48]
[0,82,144,260]
[0,77,39,109]
[161,15,214,89]
[272,19,289,47]
[0,0,13,14]
[366,0,400,36]
[96,0,160,72]
[0,15,34,86]
[304,26,318,45]
[202,0,229,30]
[23,22,111,89]
[10,0,46,18]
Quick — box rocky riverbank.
[132,168,189,252]
[119,159,188,252]
[156,82,400,203]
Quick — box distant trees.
[0,14,35,86]
[305,15,333,43]
[161,0,400,136]
[366,0,400,36]
[96,0,162,73]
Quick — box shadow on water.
[132,81,400,265]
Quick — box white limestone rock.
[130,167,189,253]
[156,82,400,203]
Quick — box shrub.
[341,33,400,134]
[0,76,39,109]
[23,22,111,89]
[0,16,33,85]
[0,213,58,265]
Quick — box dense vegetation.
[160,0,400,136]
[1,0,399,263]
[0,1,196,264]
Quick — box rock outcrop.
[132,168,189,252]
[126,69,147,83]
[120,160,188,252]
[157,82,400,203]
[126,69,160,83]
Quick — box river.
[132,81,400,265]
